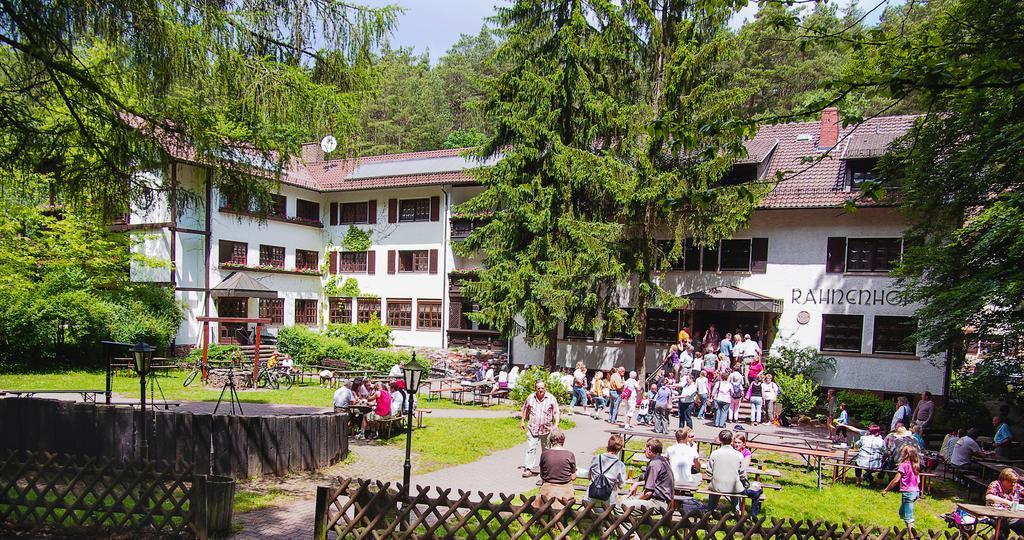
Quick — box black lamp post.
[401,354,425,499]
[129,341,155,461]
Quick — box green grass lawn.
[608,444,959,532]
[0,369,516,410]
[382,417,577,474]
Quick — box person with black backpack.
[586,435,627,506]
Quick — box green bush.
[509,366,570,407]
[837,391,894,427]
[275,325,415,373]
[764,344,836,380]
[775,372,819,415]
[184,344,241,364]
[324,316,392,348]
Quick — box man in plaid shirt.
[521,381,560,477]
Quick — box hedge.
[276,325,416,373]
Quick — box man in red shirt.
[520,381,560,477]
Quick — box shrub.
[184,344,242,364]
[275,325,414,373]
[837,391,894,427]
[509,366,570,407]
[325,316,392,348]
[764,344,836,380]
[775,372,819,415]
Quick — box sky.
[359,0,893,63]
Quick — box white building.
[124,109,948,396]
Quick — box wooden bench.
[0,390,106,403]
[416,408,432,429]
[428,385,464,401]
[828,459,939,493]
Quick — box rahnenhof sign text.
[790,288,906,306]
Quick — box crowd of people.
[553,326,782,432]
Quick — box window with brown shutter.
[217,298,247,318]
[295,249,319,271]
[398,199,431,222]
[398,250,429,273]
[329,298,353,324]
[339,252,368,273]
[826,237,847,273]
[417,300,442,330]
[368,200,377,224]
[821,314,863,352]
[367,250,376,274]
[846,238,903,273]
[329,252,338,274]
[751,238,769,273]
[873,316,917,355]
[683,240,701,271]
[428,249,438,274]
[429,196,440,221]
[339,202,369,224]
[259,245,285,268]
[219,240,248,265]
[329,202,338,225]
[260,298,284,325]
[719,240,751,271]
[294,299,318,325]
[296,199,320,222]
[357,298,381,323]
[269,195,287,218]
[387,250,396,274]
[701,244,719,271]
[387,299,413,329]
[388,199,398,223]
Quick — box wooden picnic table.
[977,460,1024,483]
[958,503,1024,538]
[742,440,843,490]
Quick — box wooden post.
[313,485,331,540]
[201,321,209,382]
[191,474,208,540]
[253,323,261,386]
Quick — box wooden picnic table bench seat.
[0,389,106,403]
[416,408,432,428]
[827,458,940,493]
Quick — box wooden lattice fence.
[0,450,219,539]
[314,478,990,540]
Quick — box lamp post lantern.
[129,341,155,461]
[401,354,425,499]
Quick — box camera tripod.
[213,369,243,415]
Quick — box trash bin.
[205,475,236,535]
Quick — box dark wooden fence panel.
[0,399,348,480]
[314,478,979,540]
[0,450,196,539]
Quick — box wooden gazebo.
[202,272,277,383]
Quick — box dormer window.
[722,164,757,186]
[846,158,880,190]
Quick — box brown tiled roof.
[757,115,917,208]
[148,111,917,207]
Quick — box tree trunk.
[544,327,559,371]
[634,284,648,381]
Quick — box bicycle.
[183,358,202,387]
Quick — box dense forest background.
[350,2,923,155]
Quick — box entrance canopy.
[210,272,278,299]
[686,286,782,313]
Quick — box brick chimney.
[301,142,324,163]
[819,107,839,149]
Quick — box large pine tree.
[459,0,766,373]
